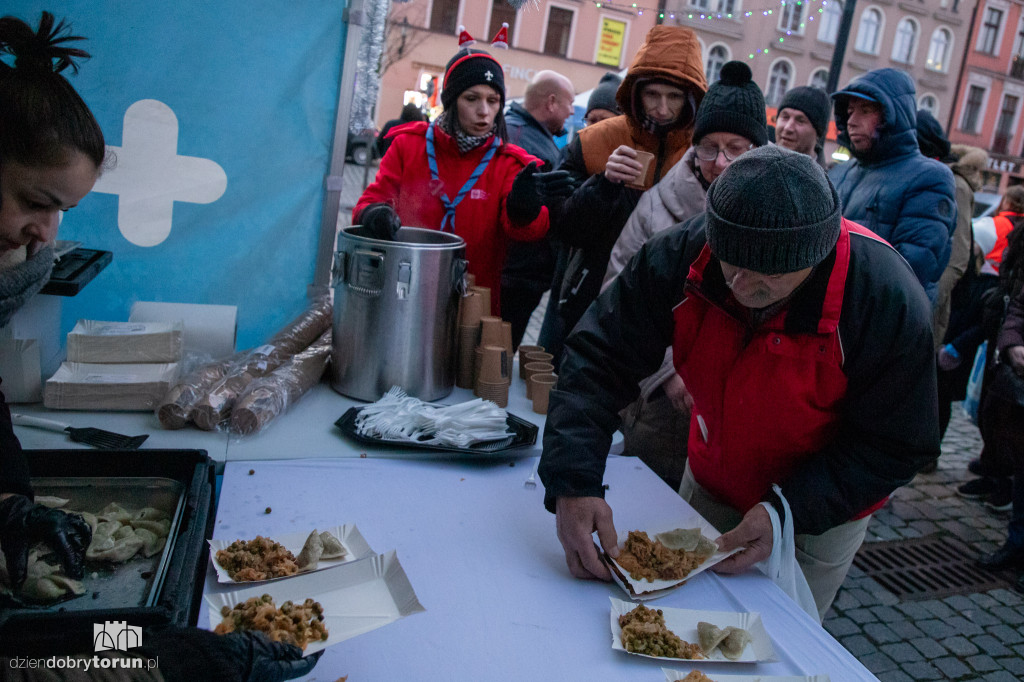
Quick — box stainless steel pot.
[330,225,467,401]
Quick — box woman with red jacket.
[353,48,555,317]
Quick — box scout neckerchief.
[425,121,500,233]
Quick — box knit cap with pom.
[693,61,768,147]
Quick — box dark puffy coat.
[829,69,957,301]
[538,214,939,536]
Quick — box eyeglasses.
[694,143,754,162]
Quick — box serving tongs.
[11,414,149,450]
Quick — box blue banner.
[6,2,346,350]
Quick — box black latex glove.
[357,202,401,241]
[534,169,576,203]
[0,494,91,588]
[506,161,543,224]
[140,627,322,682]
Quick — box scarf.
[0,245,55,328]
[438,111,495,154]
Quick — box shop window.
[489,1,516,43]
[818,0,842,44]
[430,0,460,34]
[927,28,952,72]
[544,7,573,57]
[706,45,729,83]
[993,94,1018,154]
[961,85,986,133]
[978,6,1003,55]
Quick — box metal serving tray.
[26,477,186,611]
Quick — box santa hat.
[490,22,509,49]
[457,25,476,48]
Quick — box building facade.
[948,0,1024,191]
[662,0,971,159]
[375,0,657,128]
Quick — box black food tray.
[39,247,112,296]
[334,406,538,455]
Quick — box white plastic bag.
[756,484,819,623]
[962,340,987,425]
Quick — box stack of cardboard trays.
[44,320,183,411]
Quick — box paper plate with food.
[662,671,830,682]
[610,598,777,663]
[602,524,742,599]
[205,550,424,655]
[209,525,373,584]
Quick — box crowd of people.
[3,11,1024,677]
[360,23,1024,604]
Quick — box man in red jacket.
[539,146,939,620]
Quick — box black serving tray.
[334,406,538,455]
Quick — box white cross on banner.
[5,1,346,350]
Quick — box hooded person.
[537,25,707,366]
[538,145,938,620]
[774,86,831,167]
[828,68,957,301]
[597,61,768,490]
[353,47,551,316]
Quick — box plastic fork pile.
[354,387,513,448]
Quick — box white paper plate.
[610,597,778,663]
[604,520,742,600]
[205,550,425,655]
[209,525,374,584]
[663,670,830,682]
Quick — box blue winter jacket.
[829,68,956,301]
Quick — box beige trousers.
[679,462,871,620]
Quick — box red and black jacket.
[538,214,939,536]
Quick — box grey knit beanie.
[587,72,622,116]
[778,86,832,140]
[705,146,841,274]
[693,61,768,147]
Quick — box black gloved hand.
[533,169,576,203]
[0,494,92,587]
[357,202,401,241]
[140,627,322,682]
[506,161,543,224]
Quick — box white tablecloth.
[204,456,876,681]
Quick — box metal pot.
[330,225,467,401]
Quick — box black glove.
[534,169,576,203]
[357,202,401,241]
[140,627,322,682]
[506,161,543,224]
[0,494,92,588]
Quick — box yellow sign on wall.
[597,18,626,67]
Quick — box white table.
[203,456,876,681]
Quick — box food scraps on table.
[215,536,299,581]
[214,594,328,650]
[618,604,704,659]
[697,621,753,660]
[680,672,713,682]
[616,530,715,582]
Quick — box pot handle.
[346,249,386,297]
[453,258,469,295]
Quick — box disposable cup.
[501,321,514,358]
[477,344,509,385]
[465,272,477,288]
[523,361,555,399]
[470,286,491,316]
[524,351,554,366]
[475,381,509,408]
[459,292,486,327]
[530,373,558,414]
[480,316,504,347]
[516,345,544,378]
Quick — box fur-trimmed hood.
[949,144,987,192]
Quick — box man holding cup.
[538,146,939,620]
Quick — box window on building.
[810,68,829,89]
[718,0,737,14]
[1012,18,1024,78]
[766,61,792,107]
[430,0,460,34]
[778,1,804,33]
[855,8,883,54]
[544,7,573,57]
[993,94,1019,154]
[689,0,712,9]
[706,45,729,83]
[919,94,938,117]
[891,18,918,63]
[927,28,952,72]
[978,6,1003,54]
[818,0,843,44]
[961,84,986,133]
[488,1,516,43]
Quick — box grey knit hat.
[778,86,832,140]
[587,72,622,116]
[693,61,768,147]
[705,146,841,274]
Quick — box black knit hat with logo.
[693,61,768,147]
[441,48,506,111]
[706,145,841,274]
[778,86,832,140]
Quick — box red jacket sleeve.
[352,139,405,224]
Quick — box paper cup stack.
[474,344,510,407]
[456,290,486,389]
[518,348,557,415]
